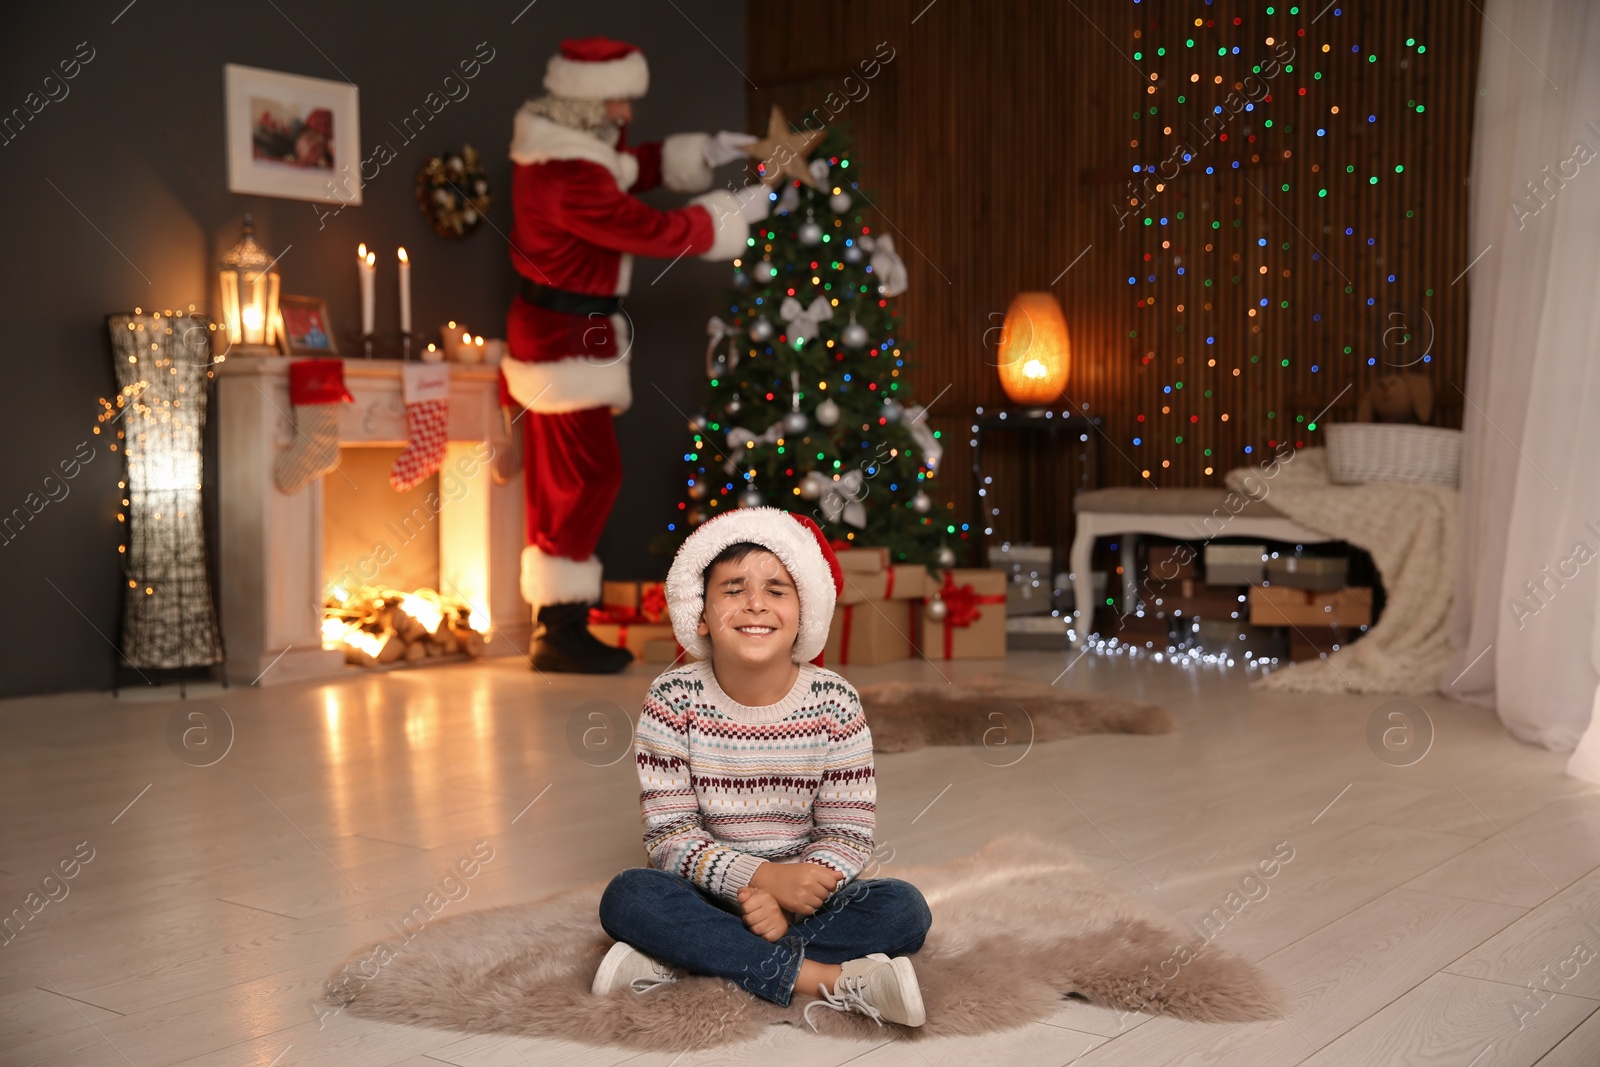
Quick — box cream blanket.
[1225,449,1457,694]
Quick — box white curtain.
[1444,0,1600,780]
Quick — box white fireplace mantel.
[216,357,527,686]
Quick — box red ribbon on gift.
[938,571,1006,659]
[639,583,667,623]
[589,606,647,625]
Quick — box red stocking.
[390,364,450,492]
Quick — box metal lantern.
[996,292,1071,405]
[218,214,281,350]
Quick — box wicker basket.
[1324,423,1462,487]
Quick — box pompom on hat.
[666,508,844,666]
[544,36,650,101]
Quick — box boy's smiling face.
[699,549,800,669]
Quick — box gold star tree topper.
[743,104,827,190]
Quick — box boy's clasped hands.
[736,860,840,941]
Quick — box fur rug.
[858,675,1175,753]
[325,836,1280,1051]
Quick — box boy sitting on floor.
[593,508,932,1028]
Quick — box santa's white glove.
[733,182,773,223]
[703,130,757,168]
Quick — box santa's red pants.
[519,404,620,605]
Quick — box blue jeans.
[598,867,932,1008]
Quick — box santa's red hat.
[666,508,844,666]
[544,36,649,101]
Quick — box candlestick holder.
[401,331,412,361]
[362,333,374,359]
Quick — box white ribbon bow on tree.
[805,469,868,528]
[903,405,943,473]
[705,316,740,377]
[860,234,909,297]
[723,421,785,474]
[779,296,833,345]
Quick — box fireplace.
[216,358,527,685]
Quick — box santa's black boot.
[530,602,633,674]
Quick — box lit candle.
[397,247,411,334]
[358,243,375,337]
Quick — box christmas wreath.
[415,145,491,239]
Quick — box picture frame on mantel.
[277,294,339,356]
[225,64,360,205]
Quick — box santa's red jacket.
[499,108,750,414]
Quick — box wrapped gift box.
[1145,544,1199,581]
[834,544,890,574]
[643,637,693,664]
[588,619,674,661]
[1249,586,1373,628]
[823,598,915,666]
[838,563,928,604]
[1006,613,1072,650]
[914,568,1008,660]
[1265,554,1349,591]
[1204,543,1267,585]
[599,580,668,622]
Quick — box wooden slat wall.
[747,1,1480,556]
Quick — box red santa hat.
[666,508,844,666]
[543,36,650,101]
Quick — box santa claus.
[500,36,770,673]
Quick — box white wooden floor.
[3,650,1598,1066]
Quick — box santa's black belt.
[519,278,622,317]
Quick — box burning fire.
[322,584,488,667]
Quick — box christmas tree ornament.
[706,316,742,377]
[779,295,833,346]
[798,212,822,246]
[924,595,948,622]
[733,266,750,289]
[867,233,910,297]
[690,412,708,431]
[775,183,801,215]
[688,505,710,526]
[830,190,852,213]
[799,474,823,499]
[910,490,931,515]
[882,398,904,423]
[808,158,831,186]
[748,318,774,342]
[936,545,958,568]
[742,104,827,190]
[816,397,841,426]
[688,479,709,501]
[841,316,869,348]
[843,243,863,264]
[737,482,765,508]
[726,395,743,415]
[783,410,809,434]
[390,363,452,492]
[274,359,354,494]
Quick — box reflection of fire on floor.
[322,585,488,667]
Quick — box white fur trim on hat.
[544,50,649,100]
[521,545,603,606]
[666,508,836,664]
[661,132,714,193]
[688,189,751,261]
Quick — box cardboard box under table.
[1249,586,1374,628]
[913,569,1008,660]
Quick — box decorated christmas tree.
[654,113,957,569]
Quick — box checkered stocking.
[390,364,451,492]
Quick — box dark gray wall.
[0,0,746,696]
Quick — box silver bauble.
[843,244,863,264]
[910,490,931,515]
[687,480,710,501]
[881,398,903,423]
[737,485,765,508]
[748,318,774,342]
[799,476,823,500]
[690,413,708,431]
[798,220,823,245]
[761,261,779,281]
[935,545,958,568]
[725,395,742,416]
[783,410,809,434]
[815,398,841,427]
[830,191,852,213]
[841,321,869,348]
[924,596,948,622]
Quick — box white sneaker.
[804,954,926,1028]
[591,941,682,995]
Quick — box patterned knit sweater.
[634,660,876,903]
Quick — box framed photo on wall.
[225,64,360,205]
[277,295,339,355]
